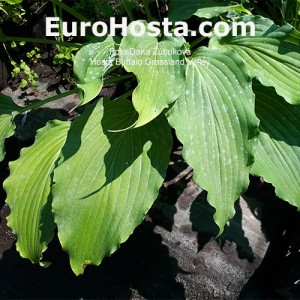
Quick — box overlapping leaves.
[73,36,116,105]
[52,99,172,275]
[210,15,300,104]
[3,11,300,276]
[0,93,22,162]
[119,20,186,127]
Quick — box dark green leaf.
[252,81,300,209]
[168,0,247,21]
[0,93,22,162]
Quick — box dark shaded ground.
[239,183,300,299]
[0,218,186,299]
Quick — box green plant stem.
[191,35,208,49]
[104,74,134,84]
[52,2,64,43]
[50,0,88,22]
[156,0,162,22]
[116,88,134,100]
[19,89,80,113]
[1,35,81,49]
[142,0,152,21]
[123,0,135,22]
[59,1,63,29]
[105,64,120,75]
[231,4,252,15]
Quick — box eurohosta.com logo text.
[46,17,256,38]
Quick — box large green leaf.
[119,20,186,127]
[74,36,116,105]
[251,81,300,209]
[168,0,248,21]
[167,48,259,234]
[52,99,172,275]
[0,93,22,162]
[210,16,300,104]
[4,120,70,264]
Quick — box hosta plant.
[1,0,300,275]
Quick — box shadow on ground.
[0,221,185,299]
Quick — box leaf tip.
[71,260,92,276]
[39,261,52,268]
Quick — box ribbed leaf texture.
[52,99,172,275]
[167,48,259,234]
[4,120,70,264]
[119,20,186,127]
[252,81,300,209]
[210,16,300,104]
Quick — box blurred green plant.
[0,0,25,23]
[249,0,300,29]
[73,0,115,20]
